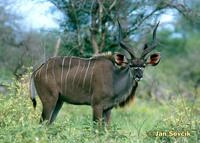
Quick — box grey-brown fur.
[30,21,161,125]
[30,55,138,124]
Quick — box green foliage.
[147,97,200,142]
[0,71,199,142]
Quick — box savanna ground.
[0,72,199,143]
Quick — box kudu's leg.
[40,93,59,124]
[103,109,111,124]
[48,97,63,124]
[41,105,55,123]
[92,105,103,123]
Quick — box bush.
[0,70,199,142]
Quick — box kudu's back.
[30,55,115,124]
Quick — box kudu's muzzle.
[134,67,144,82]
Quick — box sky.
[12,0,61,30]
[11,0,175,30]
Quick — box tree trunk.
[91,30,99,54]
[77,27,83,54]
[100,18,107,52]
[54,38,60,57]
[91,2,99,54]
[70,0,83,54]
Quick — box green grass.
[0,74,199,143]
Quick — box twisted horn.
[140,22,160,59]
[117,20,136,59]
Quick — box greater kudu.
[30,21,161,124]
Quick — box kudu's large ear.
[114,52,128,67]
[145,52,161,66]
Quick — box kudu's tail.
[29,76,37,110]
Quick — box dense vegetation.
[0,0,200,142]
[0,74,199,142]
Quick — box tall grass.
[0,72,199,143]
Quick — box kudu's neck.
[112,66,136,105]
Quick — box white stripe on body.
[89,61,96,93]
[34,68,40,78]
[72,58,80,87]
[82,60,91,89]
[52,58,56,82]
[77,60,85,87]
[64,57,72,93]
[61,57,67,90]
[38,64,45,80]
[45,60,50,81]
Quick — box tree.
[47,0,198,55]
[0,0,25,80]
[0,1,59,80]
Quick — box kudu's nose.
[136,74,142,78]
[135,73,143,81]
